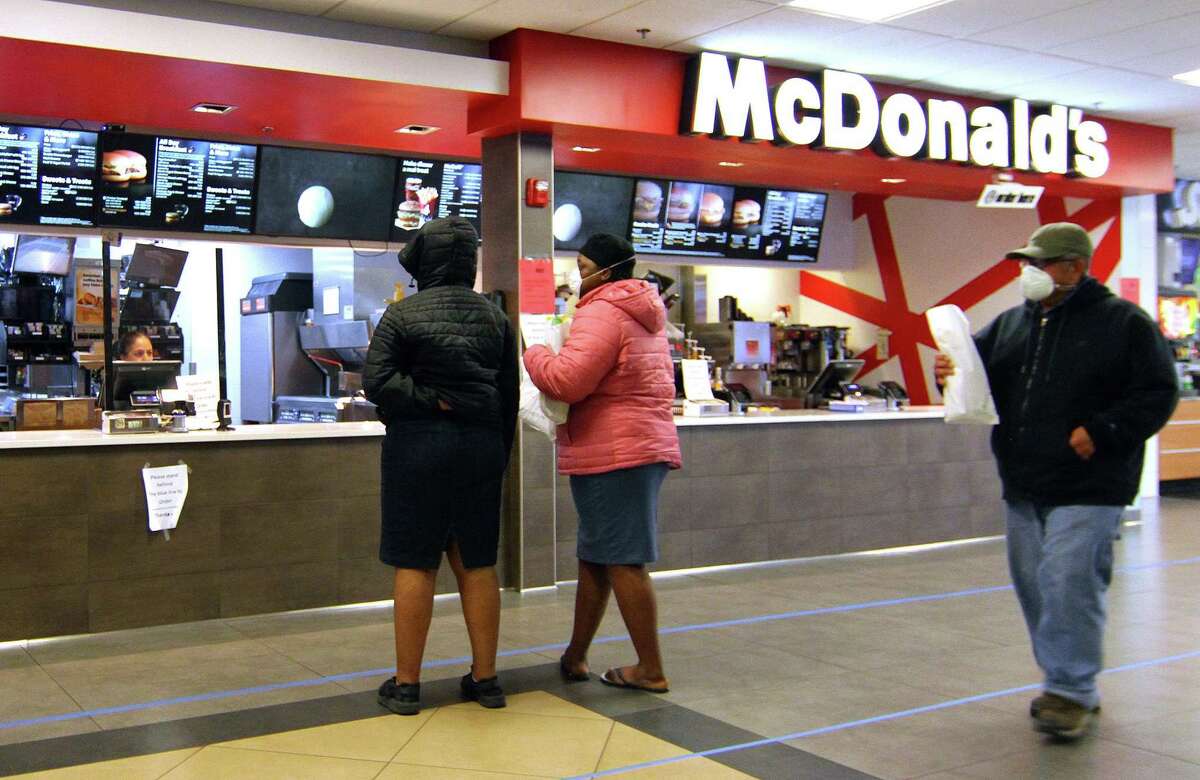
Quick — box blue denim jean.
[1005,501,1123,709]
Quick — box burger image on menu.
[632,180,663,222]
[698,191,727,227]
[667,183,700,224]
[731,198,762,231]
[394,176,439,231]
[0,194,21,217]
[102,150,148,184]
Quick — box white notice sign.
[142,464,189,533]
[681,359,716,401]
[174,374,220,430]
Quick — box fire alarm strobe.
[525,178,550,207]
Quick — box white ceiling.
[215,0,1200,178]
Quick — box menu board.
[553,171,634,252]
[0,125,98,227]
[256,145,394,241]
[628,177,827,262]
[98,133,257,234]
[391,158,483,242]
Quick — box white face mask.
[567,257,635,298]
[1019,264,1055,301]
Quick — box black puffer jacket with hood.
[975,275,1177,506]
[363,217,518,456]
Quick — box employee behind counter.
[117,329,155,362]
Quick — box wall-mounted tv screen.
[0,125,97,228]
[256,146,394,241]
[98,133,258,234]
[553,171,634,252]
[391,158,482,242]
[628,177,827,262]
[12,235,75,276]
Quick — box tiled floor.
[0,495,1198,778]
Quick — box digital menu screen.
[391,158,483,242]
[0,125,97,227]
[98,133,258,234]
[628,177,826,262]
[553,171,634,252]
[256,146,394,241]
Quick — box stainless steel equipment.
[275,319,377,424]
[239,273,323,423]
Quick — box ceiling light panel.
[786,0,955,24]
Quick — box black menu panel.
[0,125,97,227]
[256,146,394,241]
[98,133,257,234]
[628,176,826,262]
[391,158,483,242]
[553,171,634,252]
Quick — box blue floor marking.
[569,647,1200,779]
[2,552,1197,732]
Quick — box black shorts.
[379,419,506,570]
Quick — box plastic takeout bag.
[519,318,570,440]
[925,304,998,425]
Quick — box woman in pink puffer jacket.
[524,233,681,694]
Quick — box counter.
[0,406,1005,641]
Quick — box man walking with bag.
[934,222,1178,739]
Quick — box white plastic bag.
[519,318,570,440]
[925,304,998,425]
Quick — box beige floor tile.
[440,691,607,720]
[392,706,614,777]
[216,712,434,762]
[381,764,553,779]
[162,745,384,779]
[11,748,199,779]
[596,722,753,778]
[1104,706,1200,764]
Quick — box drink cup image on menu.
[667,182,700,224]
[102,150,148,184]
[297,185,335,229]
[633,180,663,222]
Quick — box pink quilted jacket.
[524,279,682,476]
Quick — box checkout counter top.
[0,407,948,450]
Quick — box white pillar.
[1119,195,1161,501]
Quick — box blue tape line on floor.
[569,647,1200,779]
[1,552,1196,732]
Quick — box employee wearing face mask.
[933,222,1177,741]
[524,233,681,694]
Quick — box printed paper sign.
[142,464,189,533]
[174,374,220,430]
[519,258,555,314]
[681,359,715,401]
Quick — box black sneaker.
[460,673,506,709]
[378,677,420,716]
[1034,693,1098,740]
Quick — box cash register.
[101,360,186,434]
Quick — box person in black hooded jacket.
[364,217,518,717]
[935,222,1177,740]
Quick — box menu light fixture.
[1172,68,1200,86]
[718,161,744,167]
[191,102,237,114]
[996,172,1015,182]
[786,0,955,23]
[880,178,906,184]
[571,146,602,153]
[394,124,440,135]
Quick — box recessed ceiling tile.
[681,7,862,62]
[1117,44,1200,77]
[890,0,1088,37]
[437,0,639,39]
[972,0,1200,52]
[797,23,949,77]
[1049,12,1200,65]
[569,0,775,48]
[921,51,1091,95]
[217,0,341,13]
[324,0,494,32]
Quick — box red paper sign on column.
[1119,277,1140,305]
[519,257,556,314]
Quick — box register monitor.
[805,359,865,408]
[110,360,180,410]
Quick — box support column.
[481,132,557,590]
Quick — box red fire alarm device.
[525,178,550,207]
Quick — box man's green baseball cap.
[1005,222,1093,261]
